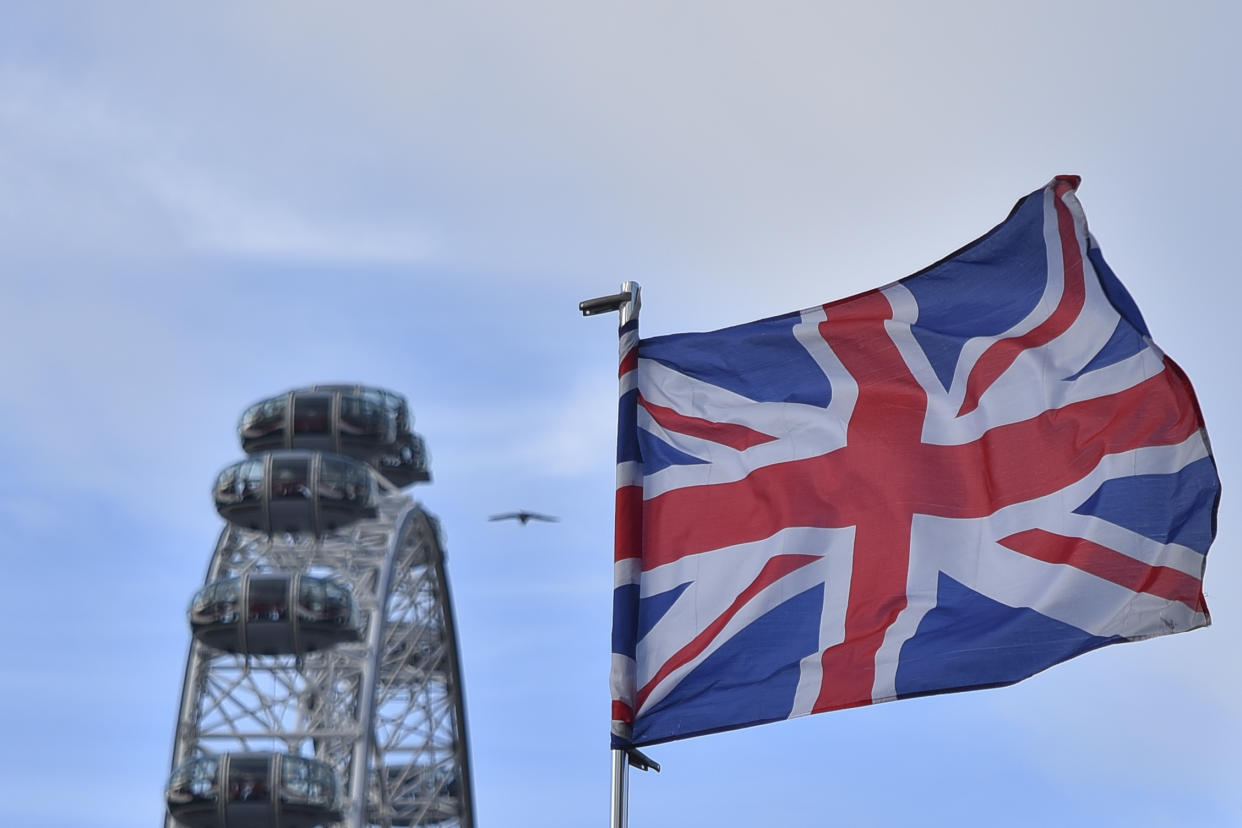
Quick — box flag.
[610,176,1219,748]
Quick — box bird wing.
[489,511,560,523]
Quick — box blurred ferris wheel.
[164,385,474,828]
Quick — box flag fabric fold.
[610,176,1219,748]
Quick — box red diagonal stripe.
[999,528,1205,611]
[635,553,821,711]
[958,179,1085,417]
[639,392,778,451]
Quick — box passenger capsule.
[166,752,341,828]
[213,450,377,535]
[238,384,430,486]
[189,573,360,655]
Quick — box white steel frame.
[167,479,474,827]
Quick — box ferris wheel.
[164,385,474,828]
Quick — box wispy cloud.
[0,64,435,268]
[139,163,434,264]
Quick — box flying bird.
[489,511,559,525]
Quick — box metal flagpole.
[610,748,630,828]
[580,282,660,828]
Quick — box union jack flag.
[610,176,1219,748]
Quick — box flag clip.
[625,746,660,773]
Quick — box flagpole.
[580,282,648,828]
[610,748,630,828]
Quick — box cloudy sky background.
[1,3,1238,826]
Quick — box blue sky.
[1,3,1239,826]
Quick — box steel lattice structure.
[165,389,474,828]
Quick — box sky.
[1,3,1239,826]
